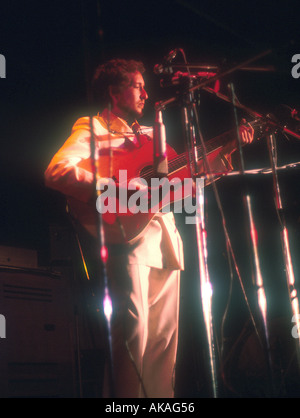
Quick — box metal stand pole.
[195,180,218,398]
[89,115,115,398]
[245,194,275,395]
[267,133,300,366]
[230,83,274,394]
[180,84,218,397]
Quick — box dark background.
[1,0,300,397]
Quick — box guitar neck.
[141,129,234,182]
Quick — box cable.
[125,340,148,398]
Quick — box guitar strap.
[131,120,151,147]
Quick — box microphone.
[164,49,178,63]
[159,71,220,92]
[153,109,168,176]
[159,72,197,87]
[153,49,178,75]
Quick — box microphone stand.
[266,132,300,367]
[155,48,273,112]
[154,50,273,398]
[202,88,300,367]
[171,63,276,73]
[89,112,115,398]
[203,84,300,381]
[154,50,275,398]
[156,48,300,142]
[202,84,300,388]
[176,75,219,398]
[155,49,300,396]
[230,83,275,396]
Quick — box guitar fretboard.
[140,130,233,182]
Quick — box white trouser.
[106,263,180,398]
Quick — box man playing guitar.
[45,58,254,398]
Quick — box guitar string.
[105,122,260,183]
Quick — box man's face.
[111,71,148,121]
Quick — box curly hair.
[92,59,145,108]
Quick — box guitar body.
[76,140,182,243]
[73,136,227,243]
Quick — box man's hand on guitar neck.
[222,121,255,158]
